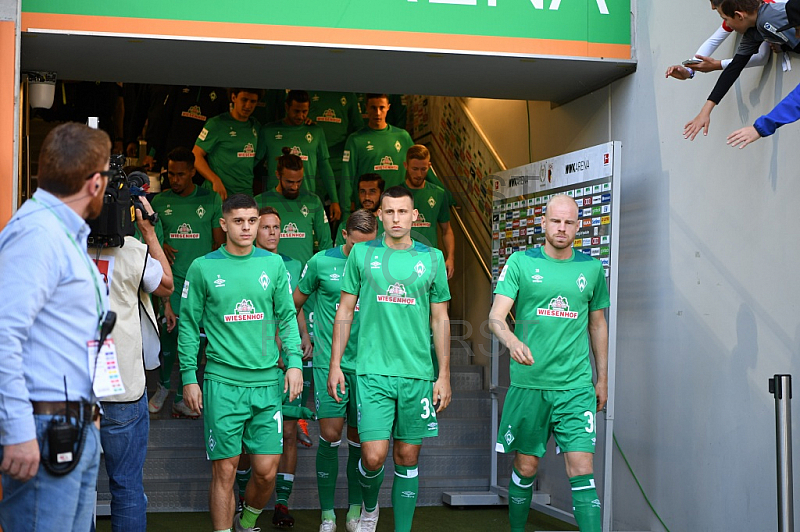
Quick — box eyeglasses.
[85,170,114,181]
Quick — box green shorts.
[496,385,597,457]
[203,379,284,460]
[356,374,438,443]
[281,385,303,420]
[314,368,358,426]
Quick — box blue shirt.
[754,82,800,138]
[0,189,109,445]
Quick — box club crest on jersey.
[305,132,313,143]
[224,299,264,322]
[343,150,350,162]
[170,223,200,239]
[340,96,347,106]
[196,205,206,218]
[301,205,309,218]
[374,156,398,171]
[214,275,226,288]
[395,140,402,152]
[280,223,306,239]
[259,271,270,290]
[412,213,431,228]
[237,143,255,158]
[210,91,217,101]
[504,426,515,445]
[428,196,436,208]
[414,261,426,277]
[377,283,416,305]
[537,296,578,319]
[576,273,587,292]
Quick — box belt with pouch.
[31,401,101,422]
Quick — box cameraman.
[90,194,173,532]
[0,123,110,530]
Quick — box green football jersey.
[308,91,363,177]
[151,186,222,281]
[298,246,360,373]
[254,189,332,266]
[256,120,337,203]
[402,181,450,249]
[341,125,414,207]
[178,245,302,387]
[341,237,450,380]
[334,213,384,247]
[494,247,610,390]
[195,112,260,196]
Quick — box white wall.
[468,1,800,530]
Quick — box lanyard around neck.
[30,197,105,328]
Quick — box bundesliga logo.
[377,283,416,305]
[224,299,265,322]
[170,223,200,239]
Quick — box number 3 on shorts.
[420,398,436,419]
[584,411,594,433]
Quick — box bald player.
[489,194,610,532]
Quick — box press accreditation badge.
[87,339,125,398]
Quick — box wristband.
[687,67,695,79]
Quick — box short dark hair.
[229,88,265,100]
[37,122,111,197]
[277,147,304,175]
[346,208,378,236]
[222,193,258,214]
[285,90,310,105]
[379,185,414,208]
[259,206,281,220]
[710,0,723,7]
[366,93,389,105]
[719,0,759,17]
[358,173,385,193]
[167,146,195,167]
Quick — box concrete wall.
[468,1,800,530]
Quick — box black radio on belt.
[47,417,79,467]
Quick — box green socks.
[357,459,384,513]
[235,468,251,500]
[347,440,363,513]
[239,502,262,529]
[275,473,294,506]
[508,467,535,532]
[570,474,601,532]
[316,438,340,512]
[391,465,419,532]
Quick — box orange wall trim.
[22,13,632,60]
[0,20,16,230]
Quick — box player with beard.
[489,194,610,532]
[334,174,384,246]
[149,147,225,417]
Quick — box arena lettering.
[411,0,610,15]
[536,308,578,319]
[565,160,590,174]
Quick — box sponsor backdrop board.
[491,142,615,282]
[445,142,621,531]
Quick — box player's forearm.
[296,307,310,339]
[192,148,221,186]
[431,309,451,378]
[708,53,750,105]
[488,311,517,350]
[142,230,174,296]
[442,227,455,263]
[589,323,609,383]
[330,309,354,370]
